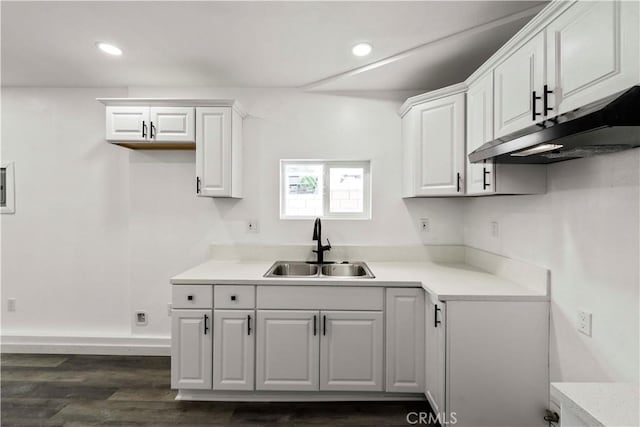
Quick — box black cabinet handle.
[247,314,252,336]
[196,177,201,194]
[483,164,491,190]
[142,121,147,138]
[434,305,441,328]
[204,314,209,334]
[323,315,327,336]
[543,85,554,116]
[532,91,542,121]
[150,121,155,139]
[187,295,193,301]
[230,295,237,301]
[313,315,317,336]
[456,173,461,192]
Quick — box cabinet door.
[386,289,425,393]
[466,73,495,195]
[494,31,545,138]
[546,0,640,116]
[425,299,446,415]
[195,107,233,197]
[412,93,466,196]
[320,311,383,391]
[213,310,254,391]
[105,106,149,141]
[256,310,319,391]
[149,107,195,142]
[171,309,212,389]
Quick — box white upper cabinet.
[320,311,383,392]
[149,107,195,142]
[105,106,194,144]
[546,0,640,116]
[466,73,495,195]
[493,31,546,139]
[466,73,546,196]
[401,85,466,197]
[106,106,150,142]
[196,106,243,198]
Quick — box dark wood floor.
[1,354,434,426]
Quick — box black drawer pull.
[187,295,193,301]
[230,295,237,301]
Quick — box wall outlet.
[577,309,592,336]
[167,303,172,316]
[420,218,430,232]
[247,220,259,233]
[135,311,148,326]
[7,298,16,312]
[491,221,499,238]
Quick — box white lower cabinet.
[386,288,425,393]
[320,311,383,391]
[212,309,255,391]
[255,310,319,391]
[424,297,550,427]
[171,309,212,390]
[424,297,446,415]
[255,308,384,392]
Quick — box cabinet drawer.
[214,285,255,309]
[172,285,213,309]
[257,286,383,310]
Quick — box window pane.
[329,167,364,213]
[284,163,323,217]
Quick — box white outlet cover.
[577,309,592,337]
[247,220,259,233]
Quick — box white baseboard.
[1,335,170,356]
[177,389,426,402]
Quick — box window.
[0,162,15,214]
[280,160,371,219]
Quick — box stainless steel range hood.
[468,86,640,164]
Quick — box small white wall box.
[1,162,15,214]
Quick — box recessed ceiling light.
[352,43,372,57]
[96,42,123,56]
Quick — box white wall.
[1,87,132,337]
[465,149,640,383]
[1,86,464,340]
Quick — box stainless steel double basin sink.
[264,261,375,279]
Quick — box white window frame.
[280,160,371,220]
[0,162,15,214]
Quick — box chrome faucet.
[312,217,331,264]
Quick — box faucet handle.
[325,239,331,250]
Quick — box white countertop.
[551,382,640,427]
[171,260,548,301]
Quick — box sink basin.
[265,262,319,277]
[321,263,375,278]
[264,261,374,279]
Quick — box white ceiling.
[1,1,547,91]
